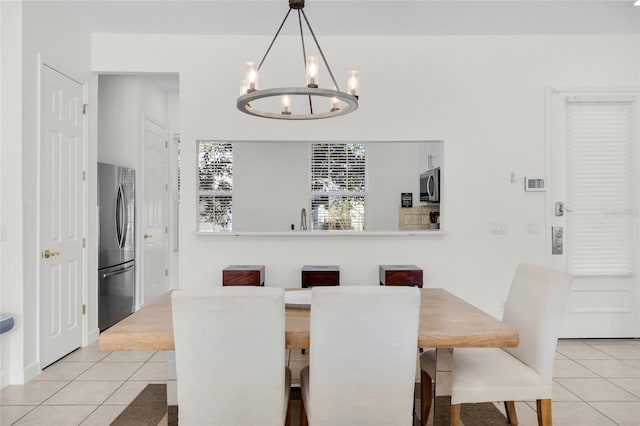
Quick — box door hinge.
[82,238,86,248]
[165,226,168,234]
[165,269,168,276]
[82,104,88,115]
[82,171,86,181]
[82,304,86,315]
[165,140,168,148]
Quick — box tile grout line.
[4,341,640,425]
[568,340,639,425]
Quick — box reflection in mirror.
[197,140,443,232]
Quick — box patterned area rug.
[112,384,509,426]
[431,396,510,425]
[111,384,172,426]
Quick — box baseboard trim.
[87,327,100,346]
[1,370,9,390]
[23,360,40,383]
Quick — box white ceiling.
[45,0,637,93]
[47,0,640,36]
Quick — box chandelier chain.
[297,10,307,71]
[297,10,314,114]
[300,9,340,92]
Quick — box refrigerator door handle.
[102,263,135,279]
[115,184,127,248]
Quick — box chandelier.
[236,0,359,120]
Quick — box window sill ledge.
[193,230,447,238]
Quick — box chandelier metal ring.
[237,87,358,120]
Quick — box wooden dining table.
[99,288,519,425]
[99,288,518,351]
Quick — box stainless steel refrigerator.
[98,162,136,331]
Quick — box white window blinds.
[565,98,635,276]
[310,143,367,230]
[198,141,233,231]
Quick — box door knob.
[144,234,152,239]
[42,249,60,259]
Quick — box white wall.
[232,142,309,232]
[92,33,638,318]
[98,75,169,165]
[1,0,25,389]
[98,76,142,168]
[367,142,428,230]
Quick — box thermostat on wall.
[524,176,545,192]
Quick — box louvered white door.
[548,91,639,338]
[141,116,169,304]
[40,65,84,367]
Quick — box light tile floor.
[495,339,640,426]
[1,339,639,425]
[0,346,167,425]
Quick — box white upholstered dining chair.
[172,287,291,426]
[420,263,572,426]
[300,286,421,426]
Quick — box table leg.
[167,351,178,425]
[431,348,453,426]
[434,348,452,397]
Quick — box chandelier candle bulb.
[348,70,359,98]
[306,56,319,88]
[281,95,292,115]
[330,96,340,112]
[245,62,258,92]
[239,80,248,96]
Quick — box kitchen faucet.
[300,208,308,231]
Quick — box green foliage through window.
[310,143,367,230]
[198,141,232,231]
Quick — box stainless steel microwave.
[420,167,440,203]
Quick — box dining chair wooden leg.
[536,399,552,426]
[300,396,308,426]
[450,404,461,426]
[420,369,433,426]
[285,399,291,426]
[504,401,518,425]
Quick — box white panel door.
[40,65,84,367]
[548,90,639,338]
[141,116,169,304]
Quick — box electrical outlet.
[526,223,539,234]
